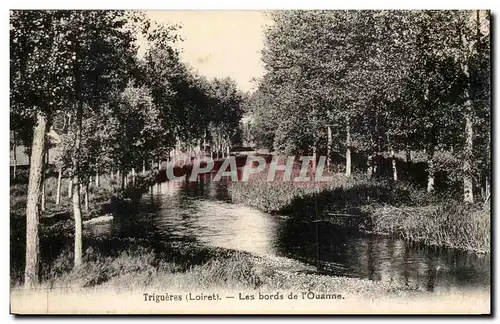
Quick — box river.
[86,172,490,295]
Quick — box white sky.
[141,11,271,93]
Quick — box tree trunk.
[405,149,411,164]
[84,183,89,213]
[461,21,475,204]
[41,177,45,212]
[427,146,435,193]
[463,113,474,203]
[327,125,333,169]
[56,168,62,205]
[312,145,317,178]
[72,173,83,267]
[485,176,490,203]
[13,138,17,180]
[367,154,373,178]
[68,177,73,198]
[143,160,146,173]
[132,168,136,186]
[121,168,125,189]
[391,149,398,181]
[72,104,83,268]
[485,115,491,203]
[24,111,48,289]
[345,116,352,177]
[95,170,99,188]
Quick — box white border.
[1,1,498,323]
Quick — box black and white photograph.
[8,8,491,314]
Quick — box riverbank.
[10,242,490,314]
[10,170,156,283]
[228,172,490,254]
[11,241,415,296]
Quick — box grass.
[13,242,415,297]
[10,168,157,284]
[227,159,491,254]
[364,202,490,253]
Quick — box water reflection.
[276,220,489,293]
[91,173,489,294]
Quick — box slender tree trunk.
[142,160,146,173]
[72,104,83,268]
[485,176,490,203]
[132,168,136,186]
[345,116,352,177]
[391,149,398,181]
[121,168,125,190]
[327,125,333,169]
[461,20,475,204]
[427,146,435,193]
[95,170,99,188]
[84,183,89,213]
[56,168,62,205]
[463,112,474,203]
[485,120,491,203]
[72,172,83,267]
[24,111,48,289]
[405,148,411,164]
[387,134,398,181]
[312,145,317,177]
[41,177,45,212]
[13,136,17,180]
[461,60,474,203]
[367,153,373,178]
[68,177,73,199]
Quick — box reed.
[365,202,490,253]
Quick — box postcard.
[9,9,491,315]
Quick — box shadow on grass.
[279,180,437,231]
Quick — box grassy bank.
[10,169,156,283]
[228,168,490,254]
[12,241,415,297]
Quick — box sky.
[141,11,271,93]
